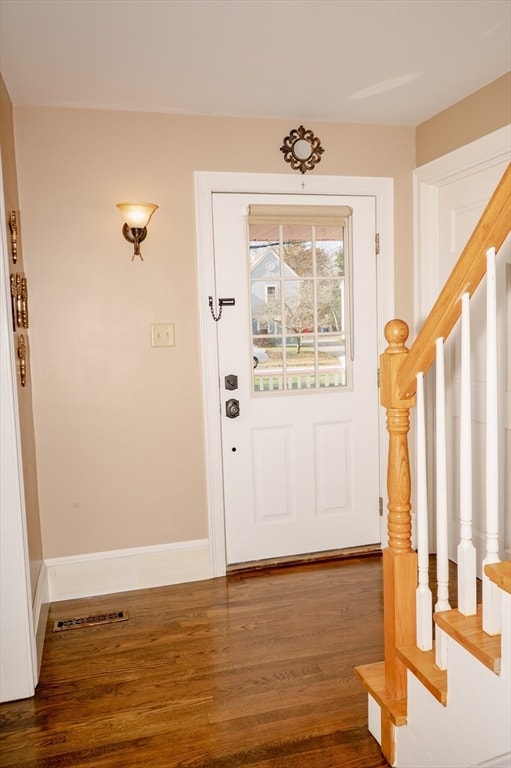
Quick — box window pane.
[249,213,351,394]
[282,224,313,276]
[318,336,346,388]
[317,278,344,333]
[251,281,281,336]
[283,279,313,334]
[249,224,281,283]
[316,227,344,278]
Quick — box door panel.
[252,425,294,524]
[314,421,351,515]
[213,193,380,564]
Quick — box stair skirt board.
[392,626,510,768]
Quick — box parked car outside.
[253,346,269,368]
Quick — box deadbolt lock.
[225,374,238,391]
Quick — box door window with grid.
[248,205,352,394]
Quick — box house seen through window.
[248,204,352,394]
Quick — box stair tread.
[485,561,511,594]
[396,645,447,705]
[354,660,407,726]
[434,605,501,674]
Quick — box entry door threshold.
[226,544,382,575]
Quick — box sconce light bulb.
[117,202,158,261]
[117,202,158,229]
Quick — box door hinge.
[377,368,380,388]
[375,233,380,255]
[379,496,384,517]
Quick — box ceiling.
[0,0,510,127]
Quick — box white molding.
[0,157,37,702]
[45,540,210,602]
[414,125,511,330]
[194,171,395,574]
[33,561,49,674]
[416,125,511,187]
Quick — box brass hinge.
[379,496,384,517]
[375,233,380,255]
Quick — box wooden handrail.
[397,164,511,400]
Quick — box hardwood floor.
[0,555,389,767]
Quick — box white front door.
[212,192,381,564]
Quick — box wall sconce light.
[116,202,158,261]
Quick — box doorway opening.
[194,172,394,576]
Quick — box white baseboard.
[33,560,49,675]
[45,539,211,602]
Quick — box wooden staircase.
[356,561,510,766]
[355,165,511,768]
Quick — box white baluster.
[458,293,477,616]
[435,337,450,669]
[416,372,433,650]
[483,246,501,635]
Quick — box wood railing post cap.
[384,320,409,353]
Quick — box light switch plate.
[151,323,175,347]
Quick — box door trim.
[0,161,37,701]
[194,172,394,577]
[413,125,511,560]
[413,125,511,333]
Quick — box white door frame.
[194,172,394,577]
[413,126,511,559]
[0,157,37,702]
[413,126,511,332]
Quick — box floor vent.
[52,610,129,632]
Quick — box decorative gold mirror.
[280,125,324,174]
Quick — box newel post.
[380,320,417,702]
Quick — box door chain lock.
[209,296,235,322]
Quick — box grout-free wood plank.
[354,661,407,726]
[0,556,390,768]
[396,645,447,705]
[435,605,501,674]
[485,561,511,595]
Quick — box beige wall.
[13,105,415,559]
[416,72,511,166]
[0,76,43,596]
[3,72,508,570]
